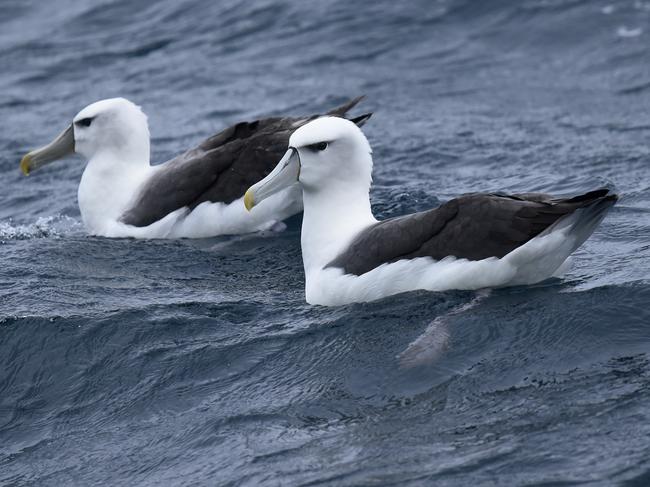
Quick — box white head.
[291,117,372,193]
[20,97,151,175]
[72,98,150,161]
[244,116,373,210]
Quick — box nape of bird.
[244,117,617,306]
[19,97,371,238]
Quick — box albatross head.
[244,116,372,211]
[20,97,150,175]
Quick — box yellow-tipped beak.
[18,124,75,176]
[244,189,255,212]
[20,155,32,176]
[243,148,300,213]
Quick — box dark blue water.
[1,1,650,485]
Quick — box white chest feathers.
[77,155,152,235]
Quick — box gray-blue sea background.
[1,1,650,485]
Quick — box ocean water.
[1,0,650,485]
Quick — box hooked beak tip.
[244,189,255,212]
[20,154,31,176]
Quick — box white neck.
[300,180,377,275]
[77,148,152,234]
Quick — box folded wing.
[327,189,617,276]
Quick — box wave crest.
[0,215,83,240]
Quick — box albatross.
[244,117,618,306]
[19,97,370,238]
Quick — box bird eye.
[75,117,93,128]
[307,141,328,152]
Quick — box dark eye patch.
[75,117,94,128]
[306,141,328,152]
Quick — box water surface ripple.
[1,1,650,485]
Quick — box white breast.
[77,154,152,236]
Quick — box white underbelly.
[97,183,303,239]
[166,184,302,238]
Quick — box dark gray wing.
[327,189,617,276]
[120,97,371,227]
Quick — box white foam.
[0,215,83,241]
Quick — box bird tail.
[349,112,372,127]
[327,95,365,116]
[506,189,617,285]
[327,96,372,127]
[541,189,618,251]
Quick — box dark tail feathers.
[350,112,372,127]
[327,95,365,116]
[565,188,618,206]
[543,187,617,241]
[327,96,372,127]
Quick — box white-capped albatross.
[244,117,618,306]
[19,97,370,238]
